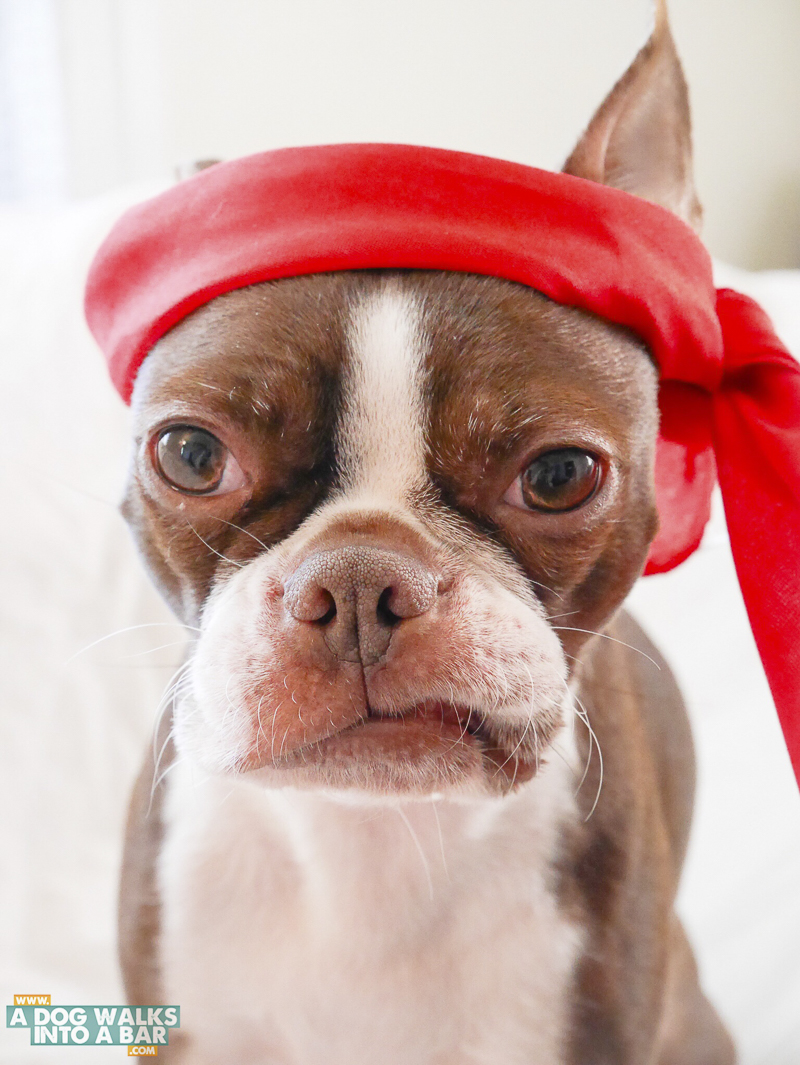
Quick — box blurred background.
[1,2,799,1063]
[1,0,799,267]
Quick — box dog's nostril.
[284,546,439,664]
[315,591,337,626]
[284,579,337,623]
[376,586,402,627]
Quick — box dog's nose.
[283,546,438,665]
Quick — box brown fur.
[118,6,735,1061]
[119,708,171,1006]
[119,267,733,1064]
[563,613,733,1063]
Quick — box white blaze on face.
[177,280,571,790]
[336,287,428,501]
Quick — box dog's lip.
[296,698,490,760]
[362,701,502,753]
[269,699,489,764]
[239,697,538,790]
[367,699,484,736]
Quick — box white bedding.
[1,193,798,1064]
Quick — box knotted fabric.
[83,143,800,785]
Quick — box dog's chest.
[157,756,581,1065]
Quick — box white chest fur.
[158,744,582,1065]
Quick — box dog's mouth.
[353,699,497,754]
[367,699,485,737]
[239,697,540,793]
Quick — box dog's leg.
[656,918,736,1065]
[120,712,202,1065]
[119,708,173,1006]
[567,612,735,1064]
[615,617,736,1064]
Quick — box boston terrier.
[112,8,737,1064]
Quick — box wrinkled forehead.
[131,270,658,460]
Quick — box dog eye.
[506,448,602,512]
[154,426,245,495]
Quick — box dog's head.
[122,12,699,797]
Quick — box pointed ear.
[563,0,702,231]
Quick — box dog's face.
[122,9,698,798]
[123,271,658,796]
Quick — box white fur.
[336,286,428,501]
[158,727,582,1065]
[176,287,568,780]
[182,542,567,780]
[159,285,580,1061]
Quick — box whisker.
[209,515,271,553]
[150,753,183,796]
[497,664,538,782]
[121,639,190,660]
[185,521,245,569]
[430,802,450,882]
[528,578,564,602]
[552,627,661,670]
[571,689,604,822]
[572,705,593,798]
[65,622,200,664]
[148,662,194,813]
[255,695,268,760]
[396,806,434,902]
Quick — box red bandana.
[84,143,800,786]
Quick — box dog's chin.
[223,706,544,799]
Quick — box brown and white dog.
[118,11,737,1065]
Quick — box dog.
[112,8,737,1064]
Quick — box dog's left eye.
[153,426,246,495]
[504,448,602,513]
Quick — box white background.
[2,0,800,268]
[1,1,799,1062]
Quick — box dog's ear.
[563,0,701,231]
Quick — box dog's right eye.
[154,426,244,495]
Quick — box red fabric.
[713,290,800,781]
[84,143,800,785]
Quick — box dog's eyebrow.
[427,380,617,468]
[139,350,339,431]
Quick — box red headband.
[84,143,800,786]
